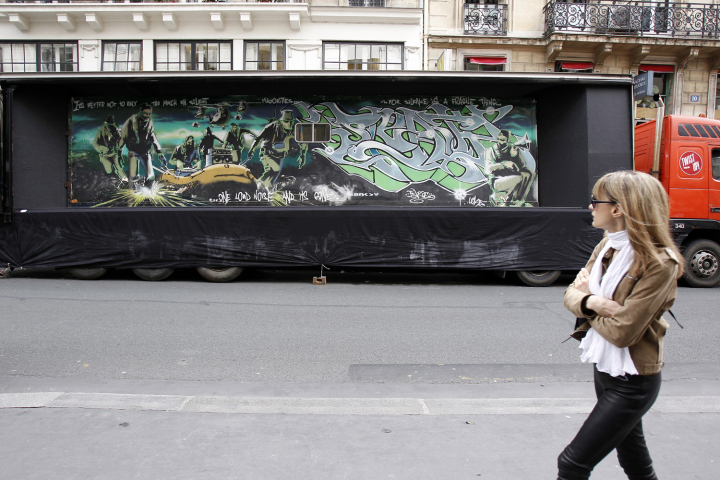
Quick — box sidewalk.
[1,364,719,480]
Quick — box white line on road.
[1,392,719,416]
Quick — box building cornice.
[0,4,422,33]
[429,33,720,49]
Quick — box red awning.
[467,57,506,65]
[561,62,593,70]
[640,65,675,73]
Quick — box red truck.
[635,115,720,287]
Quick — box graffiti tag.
[405,188,436,204]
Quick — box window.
[296,124,331,143]
[102,42,142,72]
[0,42,77,72]
[323,42,403,71]
[155,41,231,71]
[555,61,594,73]
[637,65,674,110]
[464,57,505,72]
[244,41,284,71]
[712,149,720,181]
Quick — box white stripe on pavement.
[1,392,719,415]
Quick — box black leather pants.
[557,365,662,480]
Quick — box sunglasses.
[590,194,616,207]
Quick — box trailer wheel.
[132,268,174,281]
[69,268,108,280]
[196,267,243,283]
[683,240,720,288]
[516,270,562,287]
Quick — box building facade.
[427,0,720,121]
[0,0,423,74]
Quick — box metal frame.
[243,40,286,71]
[101,41,143,72]
[0,42,79,73]
[0,70,634,85]
[154,40,233,71]
[321,42,405,71]
[1,85,13,223]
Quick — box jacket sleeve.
[563,239,606,318]
[587,256,678,348]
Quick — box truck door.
[671,144,709,219]
[711,147,720,222]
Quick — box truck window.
[713,149,720,181]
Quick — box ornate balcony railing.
[3,0,298,3]
[2,0,420,4]
[464,3,507,36]
[544,1,720,38]
[349,0,385,6]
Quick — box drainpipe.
[421,0,428,70]
[651,97,665,179]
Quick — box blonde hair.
[593,170,684,277]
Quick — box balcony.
[544,1,720,39]
[2,0,300,3]
[464,3,507,36]
[2,0,417,4]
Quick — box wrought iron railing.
[3,0,303,4]
[2,0,416,4]
[349,0,385,6]
[544,1,720,38]
[464,3,507,36]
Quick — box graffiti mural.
[69,95,538,207]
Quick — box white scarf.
[579,230,639,377]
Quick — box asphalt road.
[1,267,718,383]
[1,268,719,480]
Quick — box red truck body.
[635,115,720,287]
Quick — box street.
[1,268,719,479]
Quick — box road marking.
[1,393,719,416]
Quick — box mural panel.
[69,95,538,207]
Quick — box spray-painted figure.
[199,127,223,168]
[248,110,308,188]
[119,104,166,188]
[222,123,255,164]
[91,115,128,185]
[485,129,533,206]
[171,136,200,170]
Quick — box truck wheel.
[196,266,243,283]
[683,240,720,288]
[516,270,562,287]
[132,268,174,281]
[69,268,108,280]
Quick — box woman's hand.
[573,268,591,294]
[586,296,622,318]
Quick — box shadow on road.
[5,265,577,287]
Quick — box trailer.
[0,71,633,285]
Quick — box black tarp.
[0,208,601,270]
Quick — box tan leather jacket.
[564,237,679,376]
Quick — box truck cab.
[635,115,720,287]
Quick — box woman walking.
[558,171,683,480]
